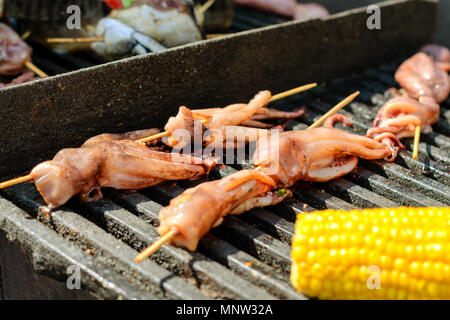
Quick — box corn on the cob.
[291,207,450,300]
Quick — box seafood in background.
[30,129,216,209]
[0,71,35,88]
[0,23,32,76]
[92,18,166,59]
[157,128,390,251]
[367,96,440,161]
[108,0,202,47]
[234,0,329,20]
[394,52,450,103]
[420,44,450,71]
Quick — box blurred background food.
[0,0,448,80]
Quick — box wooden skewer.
[135,229,178,263]
[308,91,360,130]
[136,131,171,144]
[136,83,318,144]
[270,83,317,102]
[0,84,317,190]
[198,0,216,15]
[0,175,33,189]
[25,61,49,78]
[412,125,421,160]
[47,37,105,44]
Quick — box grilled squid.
[394,52,449,103]
[368,46,449,162]
[0,23,32,76]
[30,129,216,209]
[253,127,390,184]
[158,169,285,250]
[157,128,390,251]
[367,96,440,161]
[162,90,305,148]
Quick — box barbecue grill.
[0,0,448,300]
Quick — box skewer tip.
[25,61,49,78]
[135,229,177,263]
[412,125,421,160]
[308,91,360,130]
[47,37,105,44]
[270,83,318,102]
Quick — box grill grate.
[1,59,449,299]
[1,4,449,300]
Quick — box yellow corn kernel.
[291,207,450,300]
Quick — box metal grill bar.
[145,183,293,275]
[2,184,208,300]
[0,196,157,300]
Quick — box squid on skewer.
[152,127,391,252]
[394,52,449,104]
[162,90,306,149]
[1,85,319,208]
[158,169,286,250]
[30,129,216,209]
[369,45,449,161]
